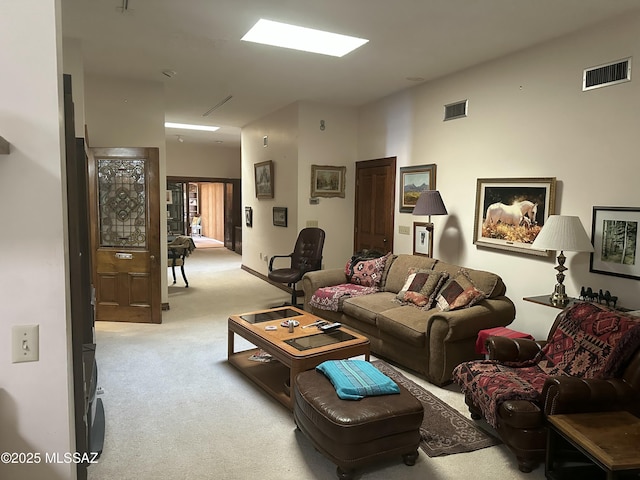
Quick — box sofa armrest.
[431,296,516,342]
[301,268,348,310]
[541,376,638,415]
[487,337,546,362]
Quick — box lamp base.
[550,283,569,306]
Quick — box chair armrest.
[542,376,639,415]
[268,254,292,272]
[487,337,546,362]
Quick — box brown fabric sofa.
[302,254,516,385]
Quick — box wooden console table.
[546,411,640,479]
[524,295,633,312]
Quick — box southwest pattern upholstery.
[453,302,640,428]
[309,284,379,312]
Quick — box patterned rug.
[372,360,501,457]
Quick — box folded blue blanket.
[316,359,400,400]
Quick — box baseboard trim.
[241,264,303,297]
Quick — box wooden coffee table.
[546,411,640,479]
[228,306,370,410]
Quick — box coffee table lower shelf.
[228,348,291,407]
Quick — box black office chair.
[268,227,325,306]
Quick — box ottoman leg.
[336,466,354,480]
[402,450,419,466]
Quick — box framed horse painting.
[473,177,557,256]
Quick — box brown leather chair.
[453,302,640,473]
[268,227,325,306]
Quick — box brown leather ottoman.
[293,369,424,480]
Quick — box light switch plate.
[399,225,411,235]
[12,325,39,363]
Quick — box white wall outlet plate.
[12,325,39,363]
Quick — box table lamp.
[531,215,594,306]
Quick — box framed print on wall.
[590,206,640,280]
[399,164,436,212]
[273,207,287,227]
[245,207,253,227]
[413,222,434,257]
[473,177,556,256]
[255,160,274,199]
[311,165,346,198]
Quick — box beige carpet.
[192,235,225,248]
[88,248,547,480]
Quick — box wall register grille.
[583,58,631,91]
[444,100,468,121]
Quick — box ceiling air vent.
[583,58,631,91]
[444,100,468,121]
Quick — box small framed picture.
[245,207,253,227]
[413,222,434,257]
[255,160,274,199]
[590,206,640,280]
[400,164,437,213]
[273,207,287,227]
[311,165,346,198]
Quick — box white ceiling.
[61,0,640,147]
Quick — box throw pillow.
[435,269,486,311]
[396,268,448,309]
[349,253,390,288]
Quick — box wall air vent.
[583,58,631,91]
[444,100,468,121]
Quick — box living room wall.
[0,1,74,479]
[241,102,359,278]
[357,11,640,339]
[166,139,240,178]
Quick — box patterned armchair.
[453,302,640,473]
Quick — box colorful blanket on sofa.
[309,284,378,312]
[453,302,640,428]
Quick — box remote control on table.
[319,322,341,332]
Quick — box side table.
[546,411,640,479]
[475,326,534,355]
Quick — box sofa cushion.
[433,262,499,298]
[376,306,430,347]
[384,254,437,293]
[342,292,397,325]
[347,253,391,288]
[435,270,486,311]
[395,268,449,309]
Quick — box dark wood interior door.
[354,157,396,253]
[88,147,161,323]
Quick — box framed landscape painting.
[399,164,436,212]
[311,165,346,198]
[273,207,287,227]
[255,160,274,199]
[590,206,640,280]
[473,177,556,256]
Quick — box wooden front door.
[354,157,396,253]
[88,147,162,323]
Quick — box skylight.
[241,19,369,58]
[165,122,220,132]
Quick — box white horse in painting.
[483,200,538,228]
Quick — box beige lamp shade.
[531,215,594,252]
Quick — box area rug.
[372,360,501,457]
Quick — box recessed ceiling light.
[165,122,220,132]
[241,19,369,58]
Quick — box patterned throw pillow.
[435,269,486,311]
[396,268,449,309]
[349,254,390,288]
